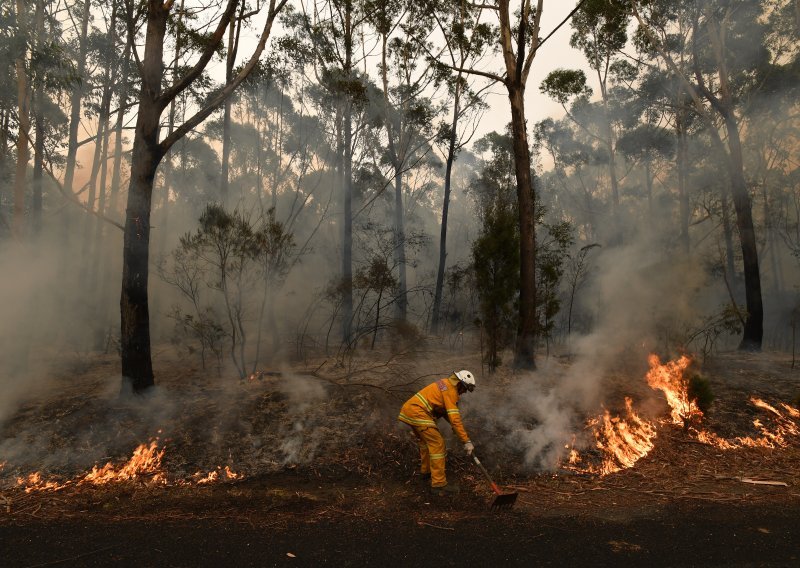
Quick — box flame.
[193,465,243,485]
[16,472,70,493]
[590,397,657,475]
[12,439,245,492]
[83,440,166,485]
[645,354,701,425]
[564,354,800,475]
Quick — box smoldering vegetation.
[1,0,800,477]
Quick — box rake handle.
[472,454,502,496]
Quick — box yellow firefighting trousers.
[411,425,447,487]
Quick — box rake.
[472,454,518,510]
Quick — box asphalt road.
[3,502,799,567]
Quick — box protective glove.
[463,441,475,456]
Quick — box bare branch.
[158,0,240,108]
[160,0,289,153]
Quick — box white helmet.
[454,370,476,392]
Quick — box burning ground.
[1,348,799,552]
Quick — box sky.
[477,2,594,140]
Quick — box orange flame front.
[587,397,657,475]
[566,354,800,475]
[645,354,700,425]
[14,439,244,492]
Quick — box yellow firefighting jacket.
[398,375,471,443]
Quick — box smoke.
[274,373,328,464]
[476,231,708,470]
[0,244,64,426]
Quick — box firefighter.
[398,370,476,494]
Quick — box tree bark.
[341,0,354,344]
[494,0,541,369]
[63,0,91,197]
[393,169,407,320]
[30,0,45,238]
[121,2,168,393]
[431,86,460,335]
[13,0,32,238]
[676,109,690,255]
[722,112,763,349]
[120,0,286,391]
[509,85,537,369]
[342,100,354,343]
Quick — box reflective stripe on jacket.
[398,375,470,443]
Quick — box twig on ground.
[417,521,455,530]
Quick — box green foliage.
[160,205,295,378]
[540,69,592,105]
[537,220,574,340]
[472,203,519,371]
[616,124,675,162]
[471,131,519,371]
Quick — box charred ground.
[1,348,799,566]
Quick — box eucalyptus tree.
[368,0,442,322]
[120,0,288,393]
[11,0,34,238]
[632,0,769,349]
[567,0,631,231]
[416,0,492,336]
[429,0,570,368]
[61,0,91,212]
[534,116,601,241]
[294,0,375,345]
[470,131,519,371]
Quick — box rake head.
[490,491,518,511]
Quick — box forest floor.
[1,345,799,566]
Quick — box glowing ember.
[645,354,700,425]
[16,472,70,493]
[193,465,243,484]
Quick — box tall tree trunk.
[676,109,690,255]
[705,9,763,349]
[13,0,32,238]
[342,101,353,343]
[63,0,91,197]
[97,40,130,347]
[31,0,45,238]
[509,85,537,369]
[393,169,407,320]
[600,85,620,239]
[220,0,244,205]
[120,4,169,393]
[340,0,354,344]
[431,86,461,335]
[90,32,116,347]
[722,112,763,350]
[720,189,736,287]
